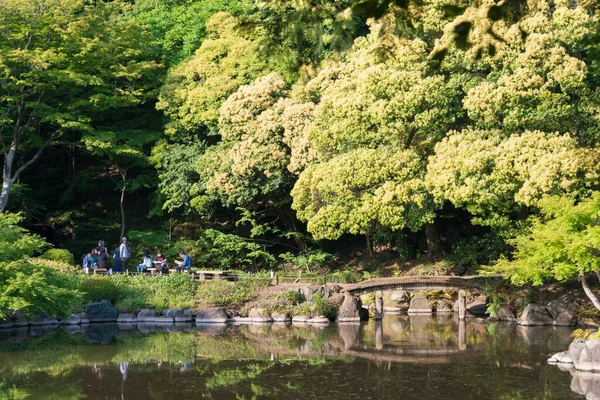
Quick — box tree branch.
[581,273,600,311]
[12,132,56,181]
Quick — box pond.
[0,315,580,399]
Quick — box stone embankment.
[0,285,581,328]
[549,339,600,399]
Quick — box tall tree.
[0,0,160,211]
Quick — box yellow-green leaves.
[491,193,600,286]
[292,148,432,240]
[157,12,270,137]
[427,129,600,228]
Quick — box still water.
[0,315,579,399]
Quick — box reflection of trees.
[0,319,577,399]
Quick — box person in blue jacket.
[112,247,122,273]
[175,251,192,273]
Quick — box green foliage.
[0,260,81,319]
[311,295,336,320]
[279,250,337,272]
[572,329,595,340]
[0,0,162,211]
[75,274,197,310]
[78,277,120,305]
[28,257,78,274]
[196,280,254,306]
[40,249,75,266]
[0,213,48,262]
[283,290,305,306]
[198,229,276,270]
[488,193,600,286]
[132,0,248,66]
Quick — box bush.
[292,295,336,320]
[40,249,75,265]
[29,257,78,274]
[0,260,81,319]
[196,280,254,306]
[283,290,304,305]
[78,276,120,304]
[111,273,197,310]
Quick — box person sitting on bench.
[175,251,192,273]
[154,251,168,274]
[137,249,153,274]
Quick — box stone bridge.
[341,275,502,296]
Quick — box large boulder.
[408,293,432,314]
[496,306,517,322]
[85,300,118,322]
[195,307,230,324]
[574,339,600,372]
[162,309,184,317]
[117,314,137,323]
[272,312,291,322]
[61,314,82,325]
[383,290,410,313]
[299,285,342,302]
[466,295,488,317]
[30,316,60,326]
[154,316,174,324]
[136,309,156,322]
[309,316,330,324]
[248,308,273,323]
[337,294,369,322]
[517,304,554,326]
[568,340,587,364]
[547,300,577,326]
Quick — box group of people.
[82,237,192,275]
[136,248,192,275]
[82,240,116,275]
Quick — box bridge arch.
[341,275,500,296]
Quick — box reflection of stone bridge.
[342,275,501,295]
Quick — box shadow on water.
[0,315,582,399]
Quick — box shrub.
[0,260,81,319]
[283,290,304,305]
[40,249,75,265]
[279,250,336,272]
[29,257,78,273]
[196,280,254,306]
[78,276,120,304]
[111,273,197,310]
[292,295,336,320]
[312,295,336,320]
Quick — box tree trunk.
[425,222,442,262]
[366,234,373,257]
[0,144,17,212]
[119,186,126,240]
[581,274,600,311]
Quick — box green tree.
[489,193,600,310]
[0,0,160,211]
[156,12,271,138]
[426,129,600,233]
[82,128,160,240]
[131,0,248,66]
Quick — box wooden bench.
[93,268,108,275]
[191,270,236,282]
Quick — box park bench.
[191,270,236,282]
[93,268,108,275]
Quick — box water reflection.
[0,315,581,399]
